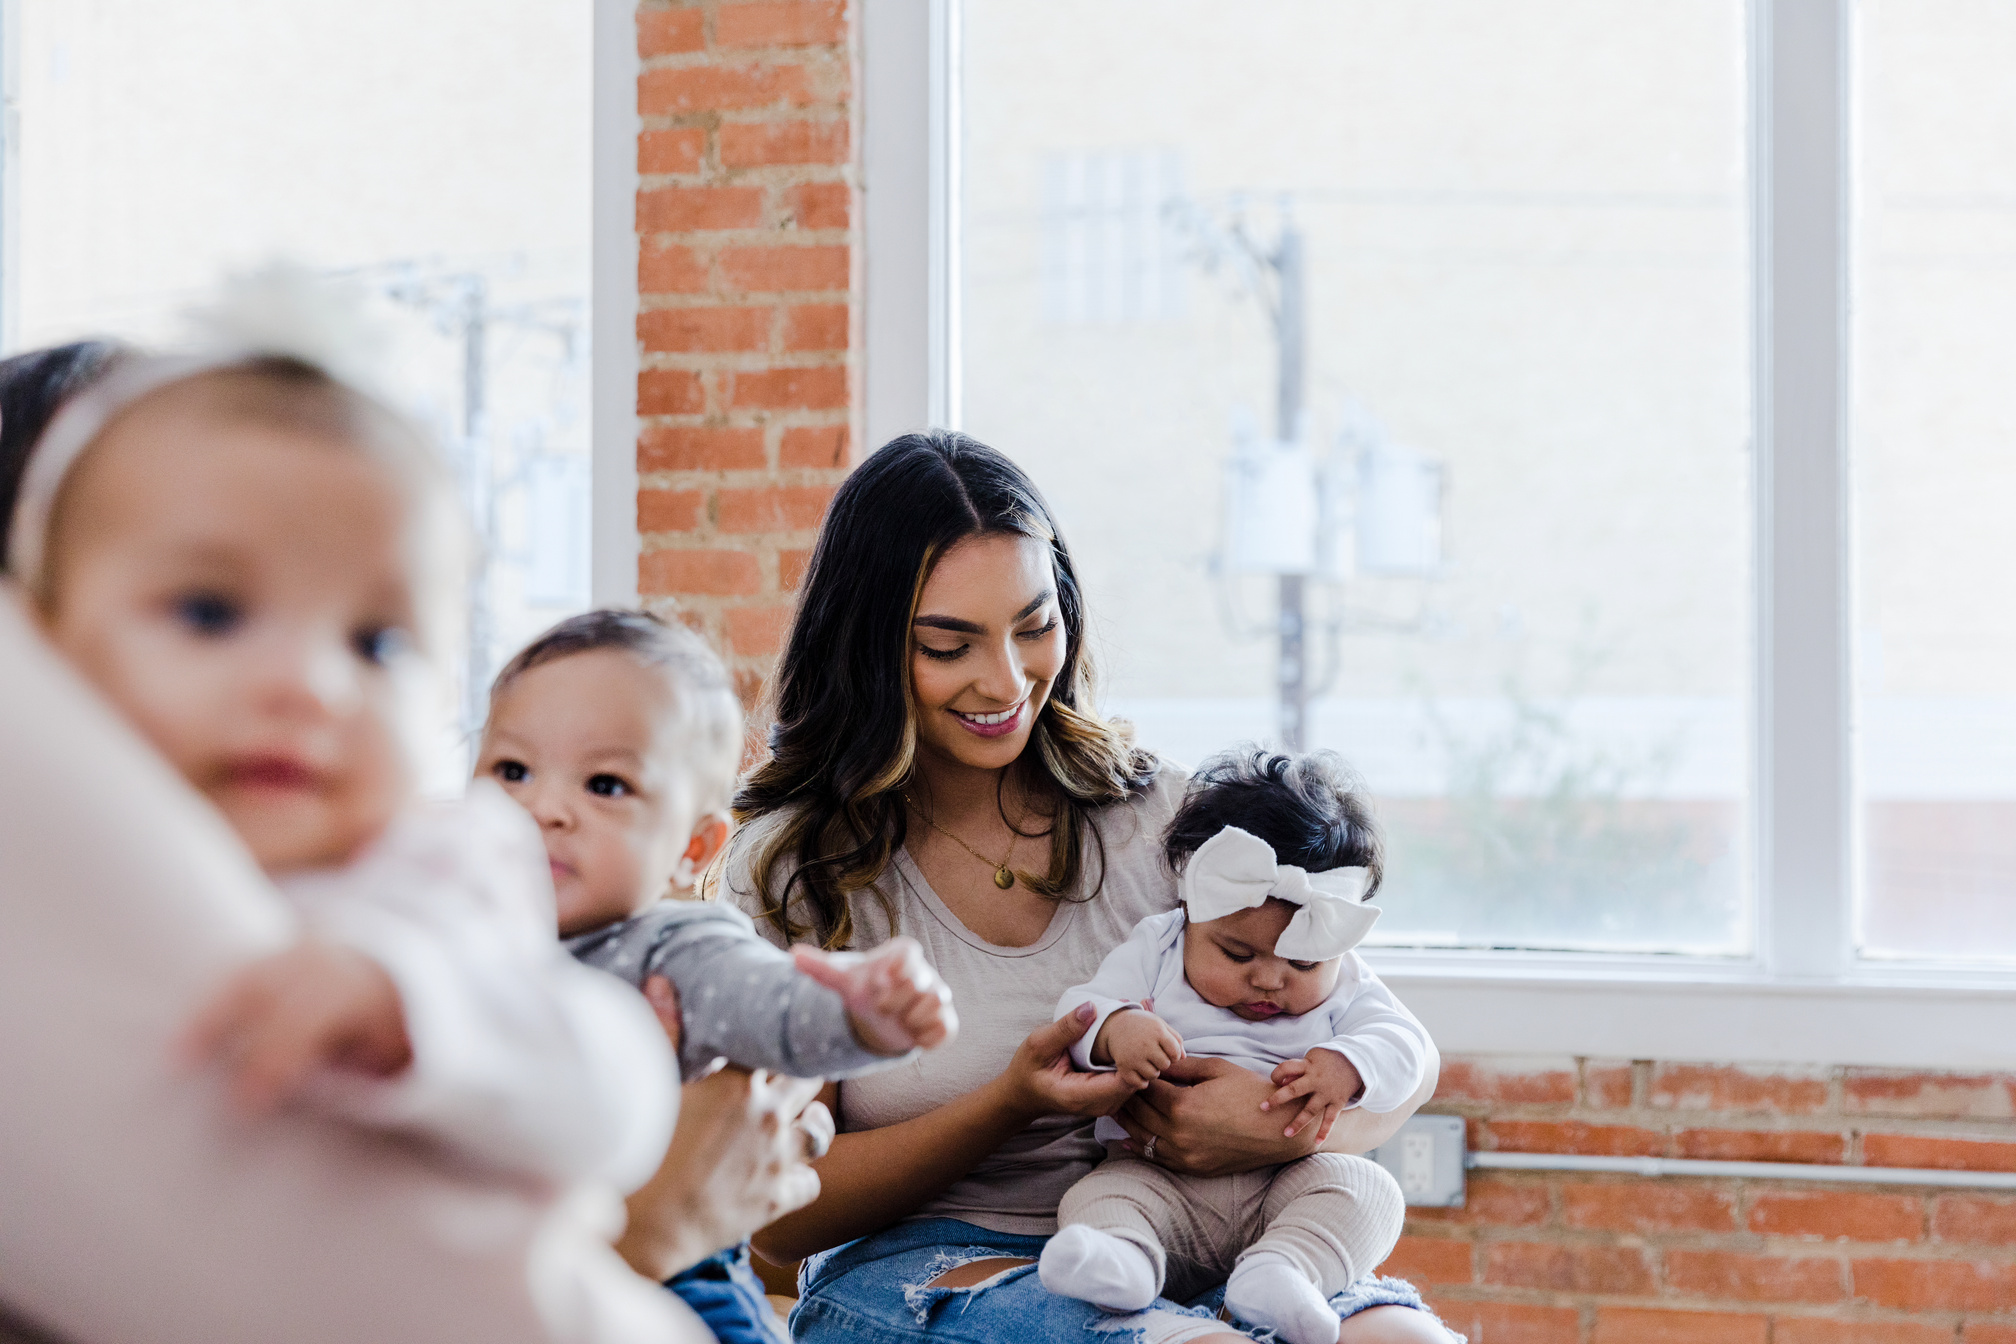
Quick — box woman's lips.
[950,700,1025,739]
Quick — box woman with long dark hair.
[722,431,1455,1343]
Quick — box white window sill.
[1364,948,2016,1070]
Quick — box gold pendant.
[993,866,1016,890]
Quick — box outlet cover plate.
[1366,1114,1466,1207]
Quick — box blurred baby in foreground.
[7,272,676,1191]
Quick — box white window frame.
[590,0,641,609]
[862,0,2016,1069]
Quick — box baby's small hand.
[1096,1008,1185,1091]
[178,938,412,1113]
[1261,1047,1364,1141]
[793,936,958,1056]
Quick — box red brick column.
[1392,1057,2016,1341]
[633,0,857,705]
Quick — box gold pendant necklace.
[907,794,1019,889]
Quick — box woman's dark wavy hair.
[1164,747,1384,898]
[735,429,1159,948]
[0,340,124,567]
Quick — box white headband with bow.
[1178,825,1380,961]
[7,265,401,590]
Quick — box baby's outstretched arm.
[178,939,412,1112]
[1261,1046,1364,1141]
[792,936,957,1055]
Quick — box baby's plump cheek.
[1284,961,1345,1015]
[1180,947,1244,1008]
[554,827,653,935]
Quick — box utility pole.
[1170,195,1313,750]
[1273,218,1308,750]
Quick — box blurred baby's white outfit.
[1048,859,1432,1338]
[280,780,675,1191]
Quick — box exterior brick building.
[628,5,2016,1339]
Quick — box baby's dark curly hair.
[1163,747,1383,897]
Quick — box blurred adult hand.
[616,977,828,1282]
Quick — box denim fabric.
[787,1217,1462,1344]
[664,1241,790,1344]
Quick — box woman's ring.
[1142,1134,1158,1161]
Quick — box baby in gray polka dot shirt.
[477,610,957,1082]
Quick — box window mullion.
[1757,0,1853,979]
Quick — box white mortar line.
[1470,1151,2016,1190]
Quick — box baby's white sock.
[1037,1223,1158,1312]
[1225,1255,1341,1344]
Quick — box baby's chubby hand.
[1093,1005,1185,1091]
[1261,1046,1364,1141]
[793,936,958,1056]
[177,937,413,1112]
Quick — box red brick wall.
[633,0,856,704]
[1393,1057,2016,1341]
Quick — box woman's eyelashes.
[915,616,1058,662]
[1019,617,1060,642]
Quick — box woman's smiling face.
[909,531,1069,775]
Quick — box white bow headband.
[1177,825,1380,961]
[8,353,216,589]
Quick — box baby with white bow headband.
[1040,749,1434,1344]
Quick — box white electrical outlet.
[1399,1132,1435,1199]
[1367,1115,1466,1207]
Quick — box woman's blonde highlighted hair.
[734,430,1157,949]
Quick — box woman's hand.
[1109,1055,1324,1178]
[615,1065,829,1282]
[995,1004,1142,1123]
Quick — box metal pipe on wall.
[1471,1150,2016,1191]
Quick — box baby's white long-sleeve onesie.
[280,780,676,1192]
[1056,908,1430,1140]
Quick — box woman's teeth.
[957,707,1017,725]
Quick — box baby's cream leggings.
[1055,1150,1406,1304]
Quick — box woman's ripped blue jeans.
[786,1218,1461,1344]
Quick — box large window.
[8,0,597,781]
[1852,0,2016,966]
[866,0,2016,1057]
[961,0,1753,957]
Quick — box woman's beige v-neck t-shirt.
[720,765,1187,1236]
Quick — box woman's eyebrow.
[913,614,983,633]
[912,589,1056,634]
[1014,589,1056,621]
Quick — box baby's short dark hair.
[491,609,743,806]
[1163,747,1383,896]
